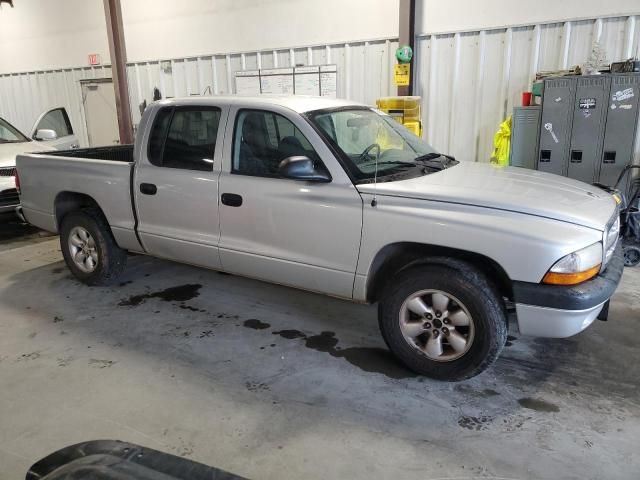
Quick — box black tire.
[378,260,507,381]
[623,245,640,267]
[60,209,127,286]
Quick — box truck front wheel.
[60,209,127,286]
[378,262,507,381]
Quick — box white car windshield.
[0,117,29,144]
[307,107,457,183]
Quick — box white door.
[30,107,79,150]
[82,80,120,146]
[134,105,227,269]
[218,107,363,299]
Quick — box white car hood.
[0,141,52,191]
[357,162,616,231]
[0,141,51,168]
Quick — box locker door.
[598,74,640,188]
[567,76,609,183]
[537,77,576,176]
[511,106,540,169]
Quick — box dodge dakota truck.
[15,96,624,380]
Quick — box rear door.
[30,107,79,150]
[134,104,227,269]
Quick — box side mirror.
[34,129,58,141]
[278,156,331,183]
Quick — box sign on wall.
[234,65,337,97]
[260,68,295,94]
[394,64,410,86]
[88,54,101,66]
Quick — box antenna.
[371,153,379,207]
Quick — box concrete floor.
[0,223,639,479]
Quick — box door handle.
[70,144,80,149]
[221,193,243,207]
[140,183,157,195]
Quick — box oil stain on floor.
[118,284,203,307]
[518,397,560,412]
[244,319,271,330]
[247,324,416,380]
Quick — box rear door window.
[147,107,221,172]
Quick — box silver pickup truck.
[16,96,624,380]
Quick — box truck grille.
[0,167,16,177]
[0,188,19,207]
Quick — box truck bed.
[44,145,134,162]
[16,147,139,250]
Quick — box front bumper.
[513,243,624,338]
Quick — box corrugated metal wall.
[0,39,398,148]
[415,15,640,162]
[1,14,639,163]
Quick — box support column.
[103,0,134,144]
[398,0,416,96]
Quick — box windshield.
[0,117,29,144]
[307,107,457,182]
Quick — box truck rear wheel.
[378,262,507,381]
[60,209,127,286]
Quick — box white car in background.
[0,108,78,216]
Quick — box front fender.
[353,194,602,302]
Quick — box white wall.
[0,0,399,74]
[416,0,640,34]
[0,40,400,148]
[121,0,399,61]
[3,0,638,74]
[0,0,108,74]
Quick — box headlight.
[604,214,620,265]
[542,242,602,285]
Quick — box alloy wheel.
[399,289,475,362]
[68,226,99,273]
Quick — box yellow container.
[403,121,422,137]
[376,96,422,136]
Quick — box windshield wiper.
[414,152,443,161]
[414,152,456,168]
[369,161,416,167]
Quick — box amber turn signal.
[542,264,601,285]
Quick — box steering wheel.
[357,143,381,164]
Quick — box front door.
[30,107,79,150]
[218,107,363,298]
[134,104,227,269]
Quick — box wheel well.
[366,242,513,303]
[54,192,103,229]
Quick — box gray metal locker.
[537,77,576,176]
[510,106,540,169]
[598,74,640,187]
[567,76,610,183]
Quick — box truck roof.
[154,95,366,114]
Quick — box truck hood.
[357,162,616,230]
[0,141,51,168]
